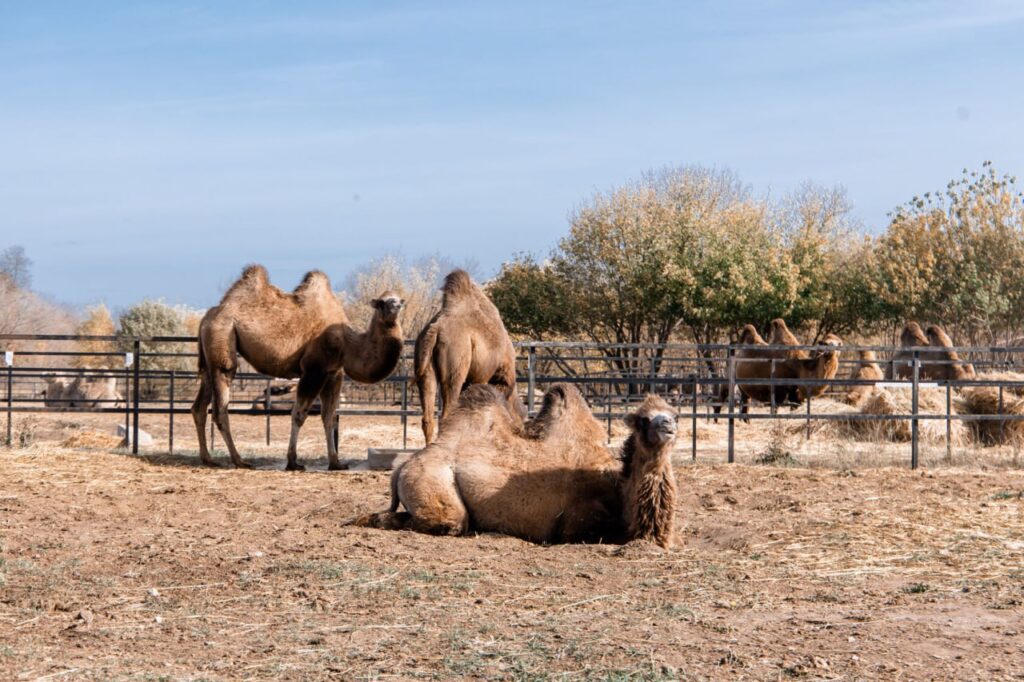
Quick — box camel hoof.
[328,461,349,471]
[285,462,306,472]
[234,460,254,470]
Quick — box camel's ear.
[370,298,383,310]
[624,413,649,431]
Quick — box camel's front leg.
[318,373,345,470]
[286,369,326,471]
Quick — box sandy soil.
[1,437,1023,680]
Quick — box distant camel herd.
[185,264,992,546]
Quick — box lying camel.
[350,384,678,548]
[41,375,122,408]
[844,349,884,406]
[415,270,523,443]
[192,265,404,470]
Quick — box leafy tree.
[117,299,190,372]
[74,304,118,368]
[875,162,1024,342]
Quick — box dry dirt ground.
[1,412,1024,680]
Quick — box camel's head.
[624,395,678,450]
[925,325,953,348]
[371,292,405,324]
[901,322,928,347]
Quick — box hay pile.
[61,431,125,449]
[974,371,1024,397]
[956,386,1024,446]
[796,388,968,446]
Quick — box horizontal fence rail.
[3,334,1024,468]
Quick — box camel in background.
[192,265,404,470]
[414,270,523,443]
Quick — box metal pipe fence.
[3,334,1024,468]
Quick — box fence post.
[124,354,131,448]
[648,354,656,395]
[999,385,1005,443]
[527,346,536,417]
[911,352,920,470]
[727,346,736,464]
[945,383,951,461]
[5,360,12,447]
[805,393,812,441]
[606,391,612,444]
[265,378,271,446]
[401,379,408,450]
[691,366,698,462]
[169,369,175,455]
[132,339,141,455]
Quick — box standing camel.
[192,265,404,470]
[414,270,523,443]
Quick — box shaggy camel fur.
[192,265,404,470]
[351,384,678,547]
[844,349,884,406]
[415,270,522,443]
[887,322,974,381]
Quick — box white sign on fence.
[125,352,134,368]
[3,351,12,366]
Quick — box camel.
[844,349,884,406]
[415,269,523,444]
[714,324,842,421]
[887,322,974,381]
[191,265,404,470]
[925,324,976,379]
[41,375,122,408]
[350,384,678,548]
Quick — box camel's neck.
[622,439,676,547]
[342,317,404,384]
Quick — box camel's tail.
[345,510,412,530]
[196,337,207,375]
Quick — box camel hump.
[294,270,332,295]
[441,269,476,302]
[858,349,877,361]
[926,324,954,347]
[223,264,270,299]
[458,384,504,409]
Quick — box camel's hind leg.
[417,368,438,444]
[191,373,215,466]
[210,368,250,469]
[438,355,471,426]
[318,373,345,470]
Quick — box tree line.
[488,162,1024,349]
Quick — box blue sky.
[2,1,1022,309]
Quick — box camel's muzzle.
[650,414,677,443]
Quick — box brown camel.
[887,322,929,380]
[844,349,884,406]
[887,322,974,381]
[350,384,678,547]
[715,324,842,421]
[415,269,522,443]
[191,265,404,470]
[925,324,976,379]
